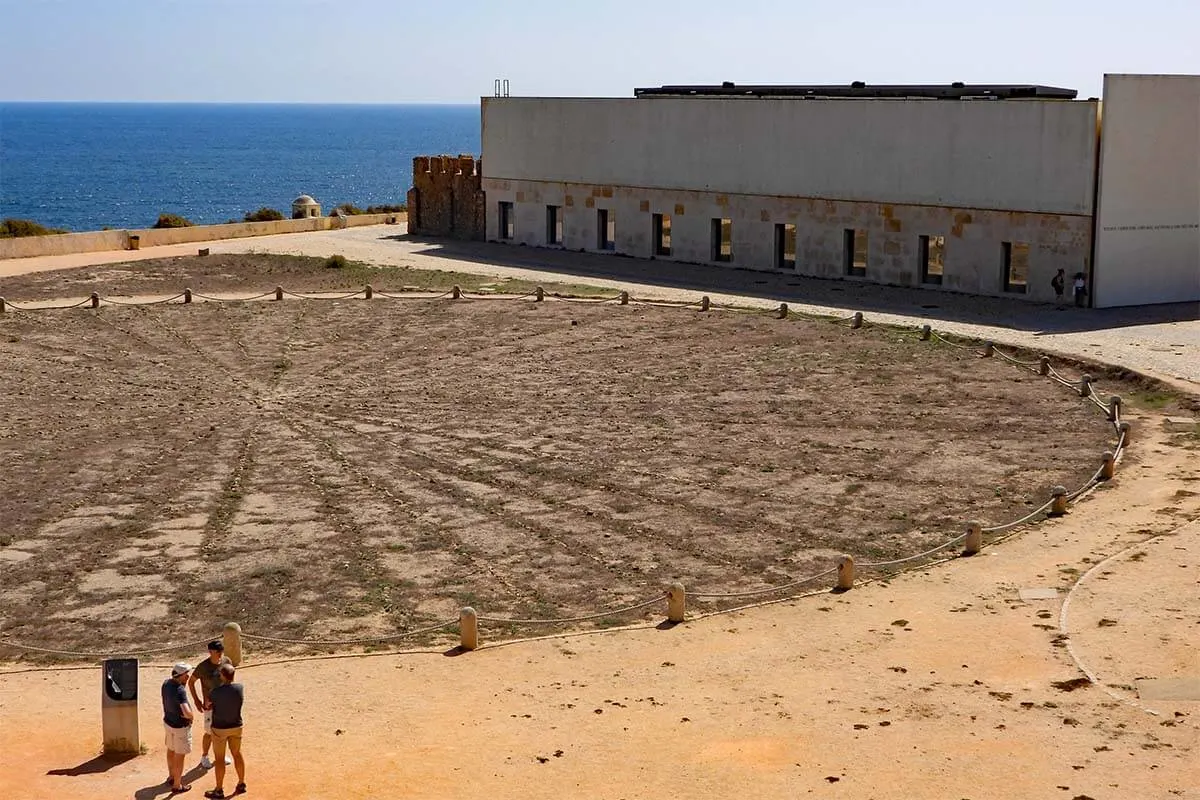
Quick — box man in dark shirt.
[204,663,246,799]
[162,662,196,794]
[188,640,232,770]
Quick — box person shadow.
[131,764,207,799]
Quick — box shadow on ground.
[380,234,1199,334]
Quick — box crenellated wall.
[407,155,486,240]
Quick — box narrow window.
[499,201,514,240]
[598,209,615,250]
[844,228,867,276]
[546,205,563,245]
[775,223,796,269]
[919,234,944,285]
[653,213,672,256]
[712,218,732,262]
[1002,241,1029,293]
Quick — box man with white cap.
[163,662,197,794]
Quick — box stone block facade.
[407,155,486,240]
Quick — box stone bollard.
[1079,374,1093,398]
[919,324,931,341]
[0,297,6,314]
[535,286,544,302]
[274,286,284,301]
[1107,395,1122,423]
[1118,421,1132,446]
[1049,485,1069,516]
[459,607,479,651]
[851,312,864,329]
[777,302,789,319]
[667,582,686,624]
[700,295,711,312]
[964,521,983,556]
[452,285,462,300]
[619,291,630,305]
[1038,356,1051,376]
[836,555,855,591]
[1100,450,1116,480]
[90,292,100,309]
[364,284,373,300]
[183,288,192,304]
[222,622,243,667]
[982,341,994,358]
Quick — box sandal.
[204,790,225,799]
[234,783,247,794]
[172,787,192,795]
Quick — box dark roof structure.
[633,83,1079,100]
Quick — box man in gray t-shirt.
[204,663,245,799]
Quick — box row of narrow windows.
[499,202,1032,293]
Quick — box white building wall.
[1093,75,1200,308]
[482,96,1099,216]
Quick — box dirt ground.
[0,255,1120,656]
[1,254,1196,799]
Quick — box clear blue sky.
[2,0,1197,103]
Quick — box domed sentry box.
[102,657,140,755]
[291,194,321,219]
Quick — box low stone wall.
[0,212,406,260]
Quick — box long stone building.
[416,74,1200,308]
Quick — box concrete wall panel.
[483,97,1099,216]
[1093,75,1200,308]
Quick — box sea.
[0,103,480,232]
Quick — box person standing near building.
[188,640,233,770]
[1051,268,1066,307]
[163,662,196,794]
[205,663,246,799]
[1073,272,1088,307]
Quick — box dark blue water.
[0,103,480,231]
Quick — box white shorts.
[204,709,213,734]
[164,723,193,755]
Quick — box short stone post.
[90,292,100,309]
[274,286,284,301]
[777,302,789,319]
[1118,421,1132,446]
[619,291,630,305]
[1107,395,1121,423]
[0,297,6,314]
[667,582,686,624]
[836,555,855,591]
[452,285,462,300]
[183,288,192,304]
[535,286,544,302]
[700,296,711,312]
[964,521,983,556]
[1049,485,1069,516]
[1100,450,1116,480]
[851,312,864,329]
[222,622,243,667]
[364,284,373,300]
[198,248,210,257]
[919,324,931,341]
[1079,374,1093,398]
[459,607,479,651]
[982,341,994,358]
[1038,356,1051,376]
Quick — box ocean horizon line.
[0,99,480,107]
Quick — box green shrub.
[325,254,348,269]
[152,213,194,229]
[365,203,407,214]
[330,203,365,216]
[0,218,68,238]
[244,207,284,222]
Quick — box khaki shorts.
[212,726,243,749]
[164,723,193,755]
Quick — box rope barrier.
[1,297,94,311]
[0,636,216,659]
[857,533,970,568]
[101,293,187,307]
[477,594,664,625]
[238,619,457,646]
[281,288,365,301]
[689,566,839,599]
[980,498,1056,535]
[191,290,277,303]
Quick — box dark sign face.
[104,658,139,702]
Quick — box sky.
[1,0,1198,103]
